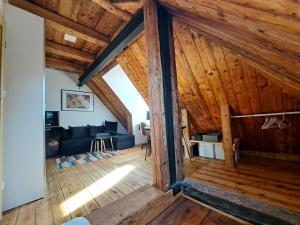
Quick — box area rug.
[56,151,120,169]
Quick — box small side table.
[90,133,114,155]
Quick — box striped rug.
[56,151,120,169]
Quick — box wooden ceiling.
[10,0,300,153]
[116,20,300,154]
[8,0,140,134]
[9,0,143,74]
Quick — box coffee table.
[90,133,114,155]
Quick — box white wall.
[103,65,149,145]
[3,4,45,210]
[45,68,126,133]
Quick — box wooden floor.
[1,148,153,225]
[2,148,300,225]
[186,155,300,213]
[148,196,245,225]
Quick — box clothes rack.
[231,111,300,119]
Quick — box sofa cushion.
[112,134,135,150]
[59,127,69,140]
[68,126,89,139]
[88,125,105,137]
[104,121,118,134]
[60,138,91,156]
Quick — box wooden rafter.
[46,41,95,63]
[88,77,133,133]
[9,0,110,47]
[79,9,144,86]
[91,0,133,22]
[46,57,85,74]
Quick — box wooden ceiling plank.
[173,15,300,97]
[58,0,82,20]
[241,62,263,114]
[45,20,108,47]
[46,40,95,63]
[209,42,240,113]
[192,31,228,106]
[95,11,123,36]
[174,21,221,130]
[174,36,216,131]
[159,0,300,44]
[76,0,106,29]
[46,57,85,74]
[240,65,267,151]
[223,49,259,149]
[91,0,132,22]
[9,0,110,47]
[112,0,143,11]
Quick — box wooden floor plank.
[15,202,35,225]
[67,166,100,215]
[0,208,19,225]
[35,198,54,225]
[86,184,163,225]
[2,147,300,224]
[188,156,300,213]
[148,196,243,225]
[0,148,152,225]
[74,164,114,208]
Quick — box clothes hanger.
[262,117,270,129]
[279,114,292,129]
[268,117,281,129]
[262,116,281,129]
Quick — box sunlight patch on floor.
[61,164,136,215]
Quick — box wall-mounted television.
[45,111,59,128]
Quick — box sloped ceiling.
[88,75,132,133]
[117,20,300,154]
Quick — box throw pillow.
[88,125,105,137]
[104,121,118,134]
[68,126,89,139]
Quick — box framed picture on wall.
[61,89,94,112]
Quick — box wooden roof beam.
[112,0,144,11]
[91,0,133,22]
[88,78,132,133]
[78,9,144,86]
[9,0,110,47]
[46,57,85,74]
[46,41,95,63]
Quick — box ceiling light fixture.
[64,33,77,43]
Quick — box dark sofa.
[59,121,135,156]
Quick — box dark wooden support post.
[144,0,184,192]
[221,104,235,168]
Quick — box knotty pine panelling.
[116,20,300,154]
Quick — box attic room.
[0,0,299,225]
